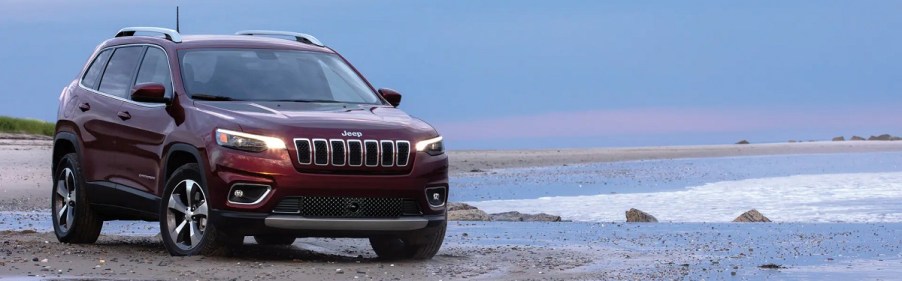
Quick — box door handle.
[78,103,90,112]
[117,111,132,120]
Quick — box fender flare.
[52,131,82,174]
[160,143,209,196]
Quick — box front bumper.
[203,144,449,216]
[210,209,446,237]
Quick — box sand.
[2,138,902,280]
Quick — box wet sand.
[3,138,902,280]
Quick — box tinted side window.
[98,46,144,98]
[81,50,112,90]
[135,47,173,98]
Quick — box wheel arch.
[160,143,208,196]
[52,131,82,177]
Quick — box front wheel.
[369,220,446,260]
[159,163,239,256]
[52,153,103,243]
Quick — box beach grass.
[0,116,55,136]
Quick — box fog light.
[425,186,447,207]
[228,184,271,205]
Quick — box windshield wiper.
[191,93,242,101]
[268,99,343,103]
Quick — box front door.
[72,48,124,183]
[110,46,176,196]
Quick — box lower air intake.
[272,197,421,218]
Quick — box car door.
[110,46,176,196]
[87,45,151,193]
[73,48,125,183]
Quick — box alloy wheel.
[165,179,209,251]
[53,167,77,233]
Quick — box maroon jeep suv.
[52,27,448,258]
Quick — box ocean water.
[455,152,902,223]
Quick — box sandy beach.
[2,138,902,280]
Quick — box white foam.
[467,172,902,222]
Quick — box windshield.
[178,49,382,104]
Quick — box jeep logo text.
[341,130,363,138]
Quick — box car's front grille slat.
[381,140,394,167]
[330,139,345,166]
[313,139,329,165]
[294,139,311,165]
[347,140,362,166]
[364,140,379,167]
[396,141,410,167]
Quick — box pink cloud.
[434,106,902,141]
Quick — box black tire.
[52,153,103,243]
[253,235,296,246]
[369,220,447,260]
[159,163,239,256]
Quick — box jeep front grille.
[294,138,410,168]
[272,196,422,218]
[348,140,363,166]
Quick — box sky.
[1,1,900,149]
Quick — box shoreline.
[448,141,902,174]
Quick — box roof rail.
[115,27,182,43]
[235,30,324,46]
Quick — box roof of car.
[103,28,333,53]
[176,35,332,52]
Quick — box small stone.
[40,259,47,263]
[868,134,893,141]
[32,258,38,262]
[733,209,771,222]
[336,268,343,274]
[625,208,658,223]
[447,202,478,212]
[448,209,491,221]
[489,211,562,222]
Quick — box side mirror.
[378,88,402,107]
[131,83,169,104]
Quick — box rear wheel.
[52,153,103,243]
[369,220,446,260]
[160,164,239,256]
[253,235,296,246]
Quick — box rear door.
[111,46,175,196]
[73,48,124,183]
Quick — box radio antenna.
[176,6,180,33]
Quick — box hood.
[194,101,438,139]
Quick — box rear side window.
[81,50,112,90]
[135,47,173,98]
[98,46,144,98]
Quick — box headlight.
[215,129,286,152]
[416,136,444,156]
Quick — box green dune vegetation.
[0,116,54,136]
